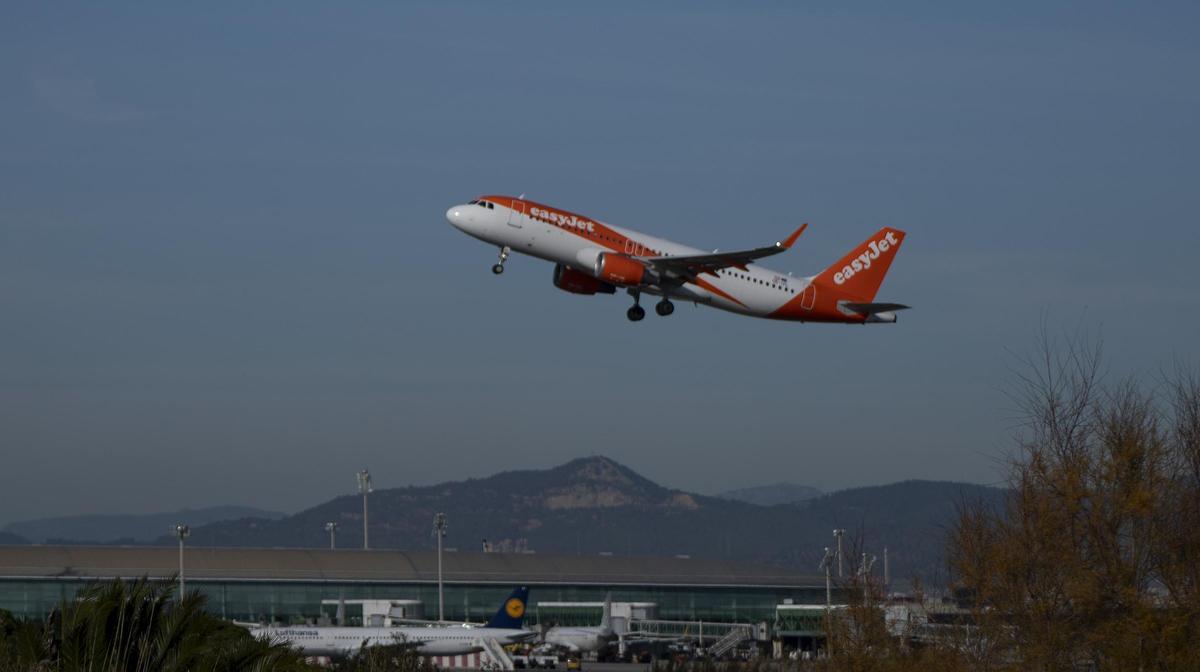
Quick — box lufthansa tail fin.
[813,227,906,302]
[485,586,530,629]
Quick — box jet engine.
[593,252,649,286]
[553,264,616,295]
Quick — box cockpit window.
[468,199,478,204]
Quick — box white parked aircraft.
[250,586,536,658]
[542,595,615,654]
[446,196,908,323]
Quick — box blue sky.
[2,2,1198,523]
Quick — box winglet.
[778,223,808,250]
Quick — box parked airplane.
[250,586,536,658]
[446,196,908,323]
[542,595,615,654]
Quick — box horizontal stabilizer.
[841,302,911,315]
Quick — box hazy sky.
[2,2,1198,525]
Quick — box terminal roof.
[0,546,822,588]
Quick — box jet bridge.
[319,598,423,627]
[624,618,766,654]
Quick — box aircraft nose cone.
[446,206,468,232]
[447,203,484,236]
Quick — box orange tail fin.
[813,227,906,302]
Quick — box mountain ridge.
[716,482,823,506]
[3,506,287,544]
[0,457,1000,585]
[151,457,1001,585]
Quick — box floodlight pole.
[833,529,845,578]
[883,547,890,592]
[357,470,372,550]
[860,553,876,578]
[326,522,339,550]
[824,552,832,609]
[819,546,835,659]
[434,512,447,622]
[172,524,190,598]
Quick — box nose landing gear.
[492,246,511,275]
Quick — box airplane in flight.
[250,586,536,658]
[541,595,616,654]
[446,196,908,323]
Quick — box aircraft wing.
[646,224,806,278]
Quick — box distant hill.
[716,482,822,506]
[170,457,1002,585]
[776,480,1004,585]
[0,531,29,545]
[3,506,286,544]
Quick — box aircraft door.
[507,200,525,228]
[800,282,817,311]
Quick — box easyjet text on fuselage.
[530,206,597,233]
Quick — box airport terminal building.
[0,546,831,631]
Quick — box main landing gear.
[627,290,645,322]
[626,290,674,321]
[492,246,510,275]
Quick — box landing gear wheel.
[492,246,510,275]
[627,305,646,322]
[655,300,675,316]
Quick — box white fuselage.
[252,624,534,658]
[543,626,612,654]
